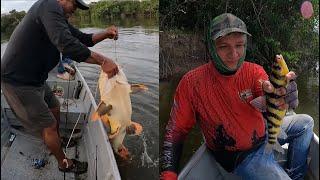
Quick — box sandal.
[59,159,88,174]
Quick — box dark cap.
[210,13,251,40]
[75,0,89,10]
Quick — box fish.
[265,54,289,146]
[91,66,147,160]
[250,54,291,153]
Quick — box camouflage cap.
[210,13,251,40]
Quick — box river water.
[1,17,159,179]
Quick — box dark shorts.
[1,81,60,136]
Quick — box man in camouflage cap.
[161,13,313,180]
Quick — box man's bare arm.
[92,25,118,44]
[85,51,119,78]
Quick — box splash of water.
[140,132,158,168]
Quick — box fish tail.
[264,141,284,154]
[264,142,274,154]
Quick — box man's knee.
[298,114,314,130]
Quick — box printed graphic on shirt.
[212,125,236,150]
[238,89,253,102]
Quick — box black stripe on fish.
[271,71,286,81]
[268,139,276,144]
[267,111,282,121]
[266,100,278,109]
[266,118,281,128]
[268,130,279,135]
[268,136,277,140]
[270,81,284,89]
[266,92,282,99]
[272,64,281,70]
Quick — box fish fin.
[91,101,104,121]
[117,145,132,161]
[108,127,120,139]
[91,111,100,121]
[250,96,267,112]
[264,143,274,154]
[130,84,148,93]
[273,141,285,154]
[126,121,143,136]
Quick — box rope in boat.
[63,112,82,153]
[114,40,118,62]
[59,53,84,177]
[96,145,98,180]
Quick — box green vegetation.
[160,0,319,74]
[1,0,158,42]
[1,10,26,42]
[75,0,158,20]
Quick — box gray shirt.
[1,0,94,86]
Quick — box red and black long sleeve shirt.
[161,61,268,178]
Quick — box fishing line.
[95,145,98,180]
[64,112,82,154]
[114,40,118,63]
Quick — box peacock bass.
[265,54,289,146]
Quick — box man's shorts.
[1,81,60,137]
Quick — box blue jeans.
[57,57,73,73]
[233,114,314,180]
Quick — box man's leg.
[234,143,291,180]
[50,107,60,135]
[278,114,314,180]
[42,119,73,168]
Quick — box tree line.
[1,0,159,42]
[74,0,158,19]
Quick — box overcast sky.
[1,0,100,14]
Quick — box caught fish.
[258,55,289,153]
[265,54,289,145]
[92,66,147,160]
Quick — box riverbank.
[75,0,158,20]
[159,30,208,80]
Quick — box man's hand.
[85,51,119,78]
[101,58,119,78]
[261,71,298,110]
[106,25,118,40]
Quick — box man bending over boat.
[1,0,120,174]
[160,13,314,180]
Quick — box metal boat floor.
[1,133,83,180]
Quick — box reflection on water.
[70,16,158,30]
[295,69,319,136]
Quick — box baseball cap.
[210,13,251,40]
[75,0,89,10]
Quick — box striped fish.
[265,54,289,145]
